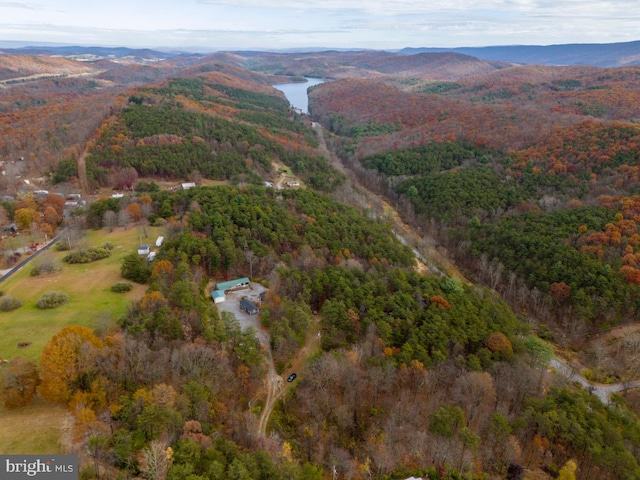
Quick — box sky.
[0,0,638,52]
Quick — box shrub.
[0,296,22,312]
[102,242,114,250]
[111,282,133,293]
[121,251,151,283]
[30,254,62,276]
[55,241,71,251]
[36,292,70,309]
[63,247,111,264]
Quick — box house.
[137,245,150,255]
[216,277,250,292]
[211,290,226,304]
[155,236,164,247]
[240,299,259,315]
[181,182,196,190]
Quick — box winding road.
[550,358,640,404]
[252,120,640,436]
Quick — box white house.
[137,245,151,255]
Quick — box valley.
[1,45,640,479]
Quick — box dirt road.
[312,121,467,280]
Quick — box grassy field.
[0,398,68,454]
[0,225,161,454]
[0,225,160,362]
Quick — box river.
[272,77,324,114]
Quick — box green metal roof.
[216,277,250,291]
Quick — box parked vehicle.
[287,373,297,382]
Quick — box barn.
[216,277,250,292]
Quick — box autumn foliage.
[39,325,103,403]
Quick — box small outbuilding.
[146,251,157,262]
[155,236,164,247]
[211,290,226,304]
[137,245,150,255]
[240,299,259,315]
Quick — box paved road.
[550,358,640,403]
[0,229,66,284]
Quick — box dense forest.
[11,184,640,480]
[4,50,640,480]
[309,65,640,335]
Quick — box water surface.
[272,77,324,114]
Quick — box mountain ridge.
[399,39,640,67]
[1,39,639,67]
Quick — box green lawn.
[0,225,160,362]
[0,225,161,455]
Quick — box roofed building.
[240,298,259,315]
[211,290,225,304]
[216,277,250,292]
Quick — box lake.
[272,77,324,114]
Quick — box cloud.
[0,1,40,9]
[0,0,638,50]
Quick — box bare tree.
[103,210,117,232]
[139,439,170,480]
[117,208,131,230]
[245,249,256,278]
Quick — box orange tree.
[39,325,103,403]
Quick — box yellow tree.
[558,460,577,480]
[14,207,38,231]
[39,325,103,403]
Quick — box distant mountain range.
[399,40,640,68]
[0,45,185,61]
[1,40,639,68]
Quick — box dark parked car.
[287,373,297,382]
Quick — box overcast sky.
[0,0,638,51]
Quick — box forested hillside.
[307,55,640,357]
[4,51,640,480]
[65,73,342,192]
